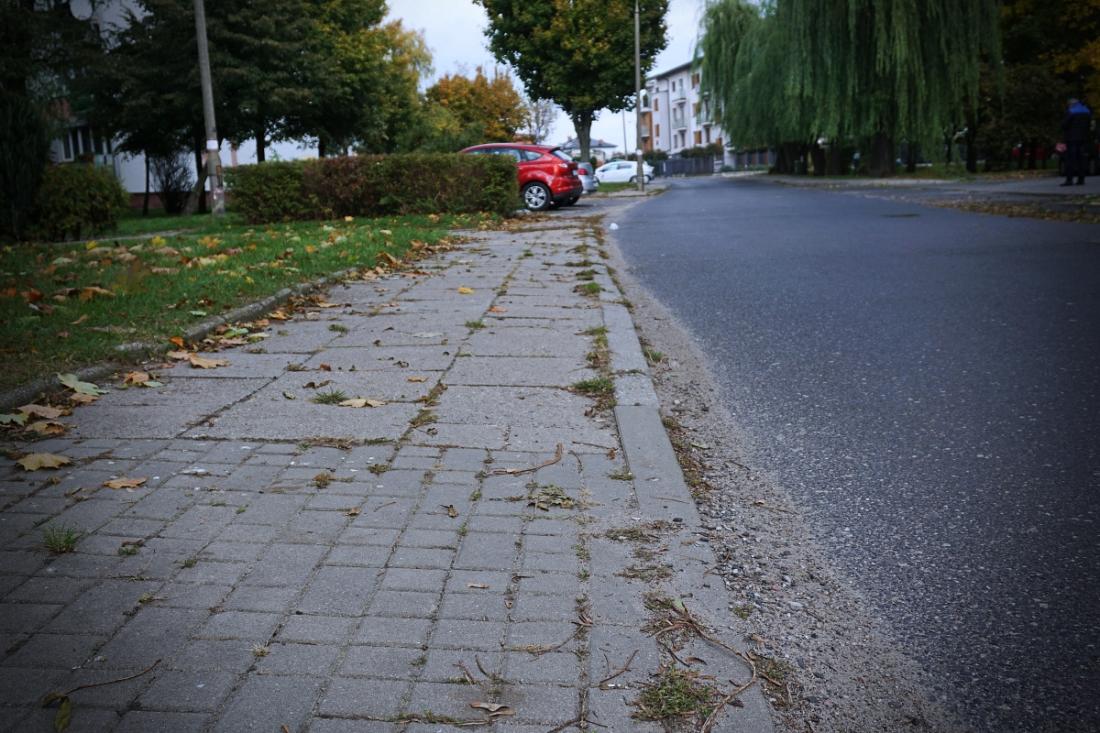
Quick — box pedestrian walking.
[1060,97,1092,186]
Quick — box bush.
[227,153,517,224]
[0,93,51,241]
[31,163,128,241]
[149,152,194,214]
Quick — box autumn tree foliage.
[426,67,528,143]
[476,0,669,161]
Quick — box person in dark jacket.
[1061,98,1092,186]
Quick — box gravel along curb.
[0,267,354,412]
[594,234,776,732]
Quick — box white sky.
[386,0,704,153]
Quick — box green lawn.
[594,182,642,194]
[113,209,247,238]
[0,212,492,391]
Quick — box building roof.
[648,60,694,81]
[558,137,619,151]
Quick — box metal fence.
[654,156,718,177]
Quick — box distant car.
[460,143,584,211]
[595,160,654,184]
[575,162,599,194]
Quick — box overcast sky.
[386,0,704,153]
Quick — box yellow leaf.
[18,404,64,419]
[188,355,228,369]
[150,235,166,247]
[344,216,354,222]
[27,420,67,436]
[103,477,147,490]
[123,371,151,385]
[17,453,71,471]
[457,287,474,295]
[69,393,98,405]
[338,398,387,408]
[85,240,99,250]
[407,376,428,383]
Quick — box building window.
[654,98,658,112]
[62,133,72,160]
[705,128,711,143]
[693,101,701,116]
[691,72,700,88]
[694,131,702,145]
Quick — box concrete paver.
[0,219,772,731]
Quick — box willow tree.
[475,0,669,161]
[699,0,1001,176]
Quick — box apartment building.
[641,61,727,162]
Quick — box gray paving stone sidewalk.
[0,217,772,732]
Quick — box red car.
[460,143,583,211]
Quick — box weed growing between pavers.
[526,483,576,510]
[633,665,723,723]
[42,524,80,554]
[311,389,349,405]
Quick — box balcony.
[640,124,651,138]
[672,114,687,130]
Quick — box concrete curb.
[0,267,355,412]
[595,219,777,732]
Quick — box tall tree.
[699,0,1001,176]
[523,97,557,143]
[476,0,669,161]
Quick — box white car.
[594,160,654,184]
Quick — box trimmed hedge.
[226,153,518,224]
[31,163,129,241]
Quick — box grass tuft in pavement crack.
[633,665,723,723]
[311,389,349,405]
[42,524,80,554]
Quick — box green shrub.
[224,160,318,223]
[0,93,51,241]
[227,153,517,224]
[31,163,128,241]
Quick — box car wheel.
[522,182,551,211]
[629,175,637,183]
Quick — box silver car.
[576,162,599,194]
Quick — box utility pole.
[193,0,225,215]
[634,0,645,192]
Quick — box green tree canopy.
[699,0,1001,175]
[475,0,669,160]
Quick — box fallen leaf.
[189,310,208,317]
[19,404,64,419]
[166,350,191,361]
[442,504,459,518]
[318,363,332,371]
[469,702,514,717]
[57,373,108,396]
[303,380,332,389]
[123,371,151,386]
[488,305,507,313]
[457,287,474,295]
[188,355,228,369]
[269,310,289,320]
[466,582,489,589]
[0,413,28,426]
[169,336,186,348]
[79,285,114,301]
[27,420,68,436]
[407,376,428,383]
[68,393,98,405]
[103,477,147,490]
[338,398,387,408]
[17,453,72,471]
[344,508,361,517]
[71,314,89,326]
[283,391,297,400]
[314,301,340,309]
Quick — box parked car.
[594,160,654,184]
[460,143,583,211]
[576,162,599,194]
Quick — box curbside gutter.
[0,267,356,412]
[595,226,777,732]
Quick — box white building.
[641,61,773,171]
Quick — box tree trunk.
[256,128,266,163]
[867,133,895,177]
[185,140,208,214]
[570,111,593,162]
[964,115,978,174]
[318,137,327,159]
[142,154,150,216]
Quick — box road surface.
[613,176,1100,731]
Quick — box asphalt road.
[612,177,1100,732]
